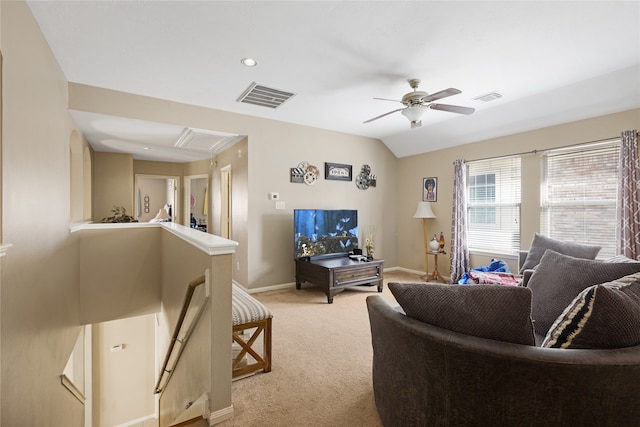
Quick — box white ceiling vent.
[473,92,503,103]
[236,82,295,109]
[175,127,244,155]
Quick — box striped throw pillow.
[542,272,640,349]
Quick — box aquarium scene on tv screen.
[294,209,358,259]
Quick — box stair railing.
[155,274,209,394]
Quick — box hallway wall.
[1,2,87,425]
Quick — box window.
[467,156,521,254]
[541,140,620,258]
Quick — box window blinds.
[541,140,620,258]
[467,156,521,254]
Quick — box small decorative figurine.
[429,235,440,252]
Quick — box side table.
[424,251,447,283]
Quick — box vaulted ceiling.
[27,1,640,161]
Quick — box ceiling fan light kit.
[365,78,475,128]
[401,105,428,122]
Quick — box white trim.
[468,249,519,260]
[387,266,426,276]
[169,393,210,426]
[60,374,85,403]
[69,222,238,256]
[113,414,156,427]
[160,222,237,255]
[70,222,156,232]
[209,405,234,426]
[245,281,296,294]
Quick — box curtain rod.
[465,133,634,164]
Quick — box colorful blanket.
[458,259,522,286]
[466,271,521,286]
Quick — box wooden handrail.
[155,274,207,394]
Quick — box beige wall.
[1,1,86,425]
[93,151,134,221]
[138,177,170,222]
[78,227,162,324]
[93,314,156,426]
[68,84,398,290]
[134,160,184,223]
[158,232,233,426]
[0,8,4,425]
[1,2,638,426]
[397,108,640,277]
[210,138,249,287]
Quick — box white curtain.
[616,130,640,259]
[450,159,470,283]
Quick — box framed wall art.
[423,177,437,202]
[325,162,352,181]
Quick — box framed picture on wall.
[423,177,437,202]
[325,162,352,181]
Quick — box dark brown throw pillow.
[527,250,640,336]
[520,233,601,273]
[543,272,640,349]
[388,282,535,346]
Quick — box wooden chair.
[231,283,272,379]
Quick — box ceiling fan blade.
[429,103,475,115]
[363,108,405,123]
[373,97,404,104]
[421,88,462,103]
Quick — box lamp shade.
[401,105,428,122]
[413,201,436,219]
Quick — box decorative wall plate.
[356,174,370,190]
[304,171,317,185]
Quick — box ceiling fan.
[364,79,475,128]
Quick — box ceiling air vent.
[473,92,503,103]
[236,82,295,109]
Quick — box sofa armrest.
[519,250,529,271]
[521,268,535,286]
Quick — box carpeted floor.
[217,270,424,427]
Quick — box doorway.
[184,174,209,232]
[135,175,179,223]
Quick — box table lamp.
[413,201,437,279]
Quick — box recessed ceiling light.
[241,57,258,67]
[143,147,150,150]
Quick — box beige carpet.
[217,270,423,427]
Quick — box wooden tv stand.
[295,256,384,304]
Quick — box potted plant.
[100,206,138,223]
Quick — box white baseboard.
[388,266,425,276]
[114,414,156,427]
[209,405,234,425]
[243,281,297,294]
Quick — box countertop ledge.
[70,222,238,255]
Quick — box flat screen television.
[294,209,358,259]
